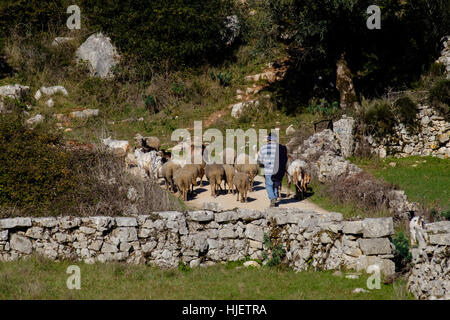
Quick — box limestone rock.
[231,100,259,118]
[10,234,32,254]
[333,116,355,158]
[0,218,32,229]
[362,218,394,238]
[358,238,392,255]
[76,33,120,78]
[188,211,214,222]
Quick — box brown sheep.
[161,161,181,192]
[236,164,258,192]
[205,164,225,197]
[190,146,206,186]
[183,164,199,196]
[233,172,249,203]
[223,164,235,194]
[173,168,192,201]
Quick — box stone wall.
[0,209,395,276]
[407,221,450,300]
[367,105,450,159]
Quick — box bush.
[429,62,446,77]
[362,99,396,138]
[0,111,182,217]
[394,96,419,132]
[392,231,411,271]
[429,79,450,121]
[262,233,286,267]
[317,171,396,218]
[0,112,72,207]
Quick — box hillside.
[0,0,449,220]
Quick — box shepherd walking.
[257,132,288,207]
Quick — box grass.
[351,156,450,212]
[0,255,413,300]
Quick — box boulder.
[70,108,99,119]
[76,33,120,78]
[333,116,355,158]
[362,218,394,238]
[342,221,363,235]
[231,100,259,118]
[35,86,68,100]
[10,234,32,254]
[25,114,44,126]
[101,137,130,156]
[243,260,260,268]
[0,84,30,112]
[358,238,392,255]
[244,224,264,242]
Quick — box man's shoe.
[269,199,276,208]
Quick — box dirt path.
[185,175,330,213]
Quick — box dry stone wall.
[368,105,450,159]
[408,221,450,300]
[0,209,396,276]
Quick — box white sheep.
[410,216,425,246]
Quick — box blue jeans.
[265,175,278,201]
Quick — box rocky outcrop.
[287,124,419,221]
[408,221,450,300]
[0,84,30,113]
[333,115,355,158]
[367,105,450,159]
[76,33,120,78]
[231,99,259,118]
[0,210,397,276]
[289,128,361,183]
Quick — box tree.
[267,0,450,113]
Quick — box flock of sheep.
[161,147,258,203]
[124,134,312,204]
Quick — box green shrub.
[362,100,397,138]
[0,112,73,207]
[394,96,419,132]
[177,261,191,272]
[429,62,446,77]
[429,79,450,121]
[83,0,236,70]
[262,233,286,267]
[392,231,411,270]
[0,110,182,217]
[211,71,232,87]
[143,94,157,113]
